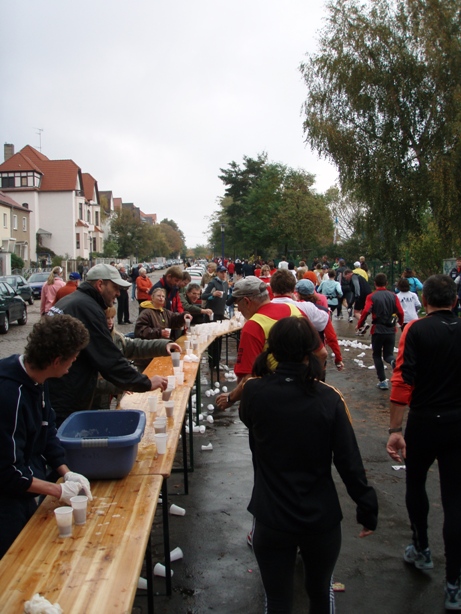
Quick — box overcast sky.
[0,0,337,247]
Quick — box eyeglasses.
[233,296,246,305]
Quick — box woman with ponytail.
[239,316,378,614]
[40,266,66,315]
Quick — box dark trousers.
[117,289,130,323]
[405,412,461,583]
[0,496,37,559]
[208,314,224,370]
[371,332,395,381]
[253,520,341,614]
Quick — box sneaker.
[357,323,370,335]
[377,380,389,390]
[348,317,354,323]
[445,581,461,610]
[403,544,434,570]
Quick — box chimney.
[4,143,14,161]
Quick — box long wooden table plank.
[0,475,163,614]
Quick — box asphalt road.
[0,275,448,613]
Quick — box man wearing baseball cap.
[47,263,175,424]
[216,276,328,411]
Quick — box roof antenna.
[34,128,44,151]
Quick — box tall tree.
[300,0,461,253]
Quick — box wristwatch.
[388,427,403,434]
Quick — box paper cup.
[137,577,148,590]
[54,506,73,537]
[169,503,186,516]
[153,420,167,434]
[147,396,158,414]
[184,340,191,350]
[164,328,171,336]
[70,495,88,525]
[154,562,174,577]
[186,348,192,356]
[176,372,185,385]
[171,352,181,368]
[173,366,181,377]
[165,401,175,417]
[154,433,168,454]
[167,375,176,389]
[179,360,184,372]
[162,387,173,401]
[170,546,184,562]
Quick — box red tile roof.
[82,173,97,202]
[0,145,82,192]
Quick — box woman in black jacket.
[239,317,378,614]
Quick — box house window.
[22,217,27,231]
[87,210,91,224]
[95,211,99,226]
[21,176,28,187]
[76,233,80,249]
[13,215,17,230]
[79,203,83,219]
[2,213,7,228]
[1,176,14,188]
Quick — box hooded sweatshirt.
[0,355,66,498]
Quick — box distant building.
[0,190,32,265]
[0,144,103,262]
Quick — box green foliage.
[300,0,461,253]
[108,211,185,260]
[213,154,334,258]
[11,253,24,270]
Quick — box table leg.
[145,531,154,614]
[161,479,172,596]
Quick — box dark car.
[0,274,34,305]
[0,281,28,334]
[27,272,50,299]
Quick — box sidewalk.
[133,319,446,614]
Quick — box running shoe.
[348,317,354,323]
[356,323,370,335]
[377,380,389,390]
[403,544,434,570]
[445,581,461,610]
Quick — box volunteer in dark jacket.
[0,315,93,558]
[202,265,229,319]
[202,265,229,373]
[240,317,378,613]
[48,263,168,425]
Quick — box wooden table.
[0,475,163,614]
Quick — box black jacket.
[0,355,67,498]
[202,277,229,317]
[48,282,151,422]
[239,363,378,534]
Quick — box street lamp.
[220,223,225,263]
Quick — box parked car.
[27,271,50,299]
[0,281,28,334]
[0,274,34,305]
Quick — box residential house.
[0,144,103,263]
[0,190,32,267]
